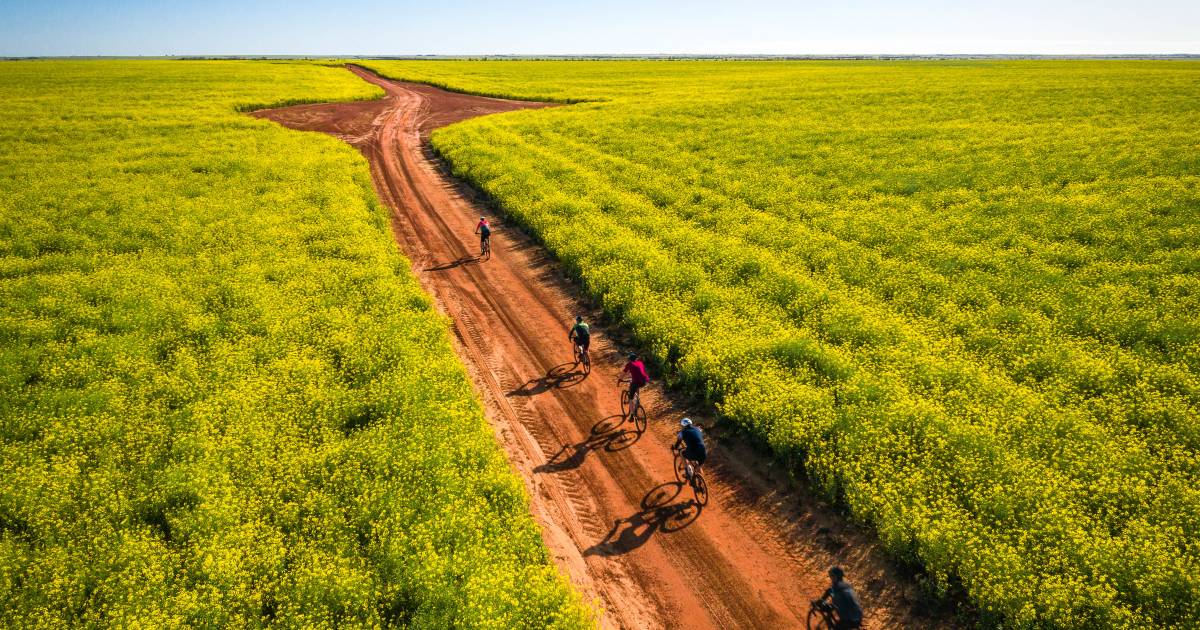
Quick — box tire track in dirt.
[253,65,955,630]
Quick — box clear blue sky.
[2,0,1198,56]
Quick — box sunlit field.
[0,60,590,628]
[364,59,1200,628]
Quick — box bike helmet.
[680,417,693,427]
[576,315,583,323]
[828,566,845,580]
[627,352,638,361]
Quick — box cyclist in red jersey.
[474,216,491,253]
[621,353,649,399]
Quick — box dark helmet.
[576,315,583,323]
[828,566,845,580]
[627,352,638,361]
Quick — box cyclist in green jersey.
[568,316,591,367]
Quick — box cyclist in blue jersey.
[674,417,707,479]
[817,567,864,629]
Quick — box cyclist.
[816,566,863,629]
[620,352,649,414]
[474,216,491,254]
[673,417,707,479]
[568,316,591,366]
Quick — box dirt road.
[253,66,948,629]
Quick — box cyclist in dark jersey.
[819,566,864,629]
[568,316,591,365]
[674,418,707,476]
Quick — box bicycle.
[806,599,839,629]
[479,235,491,258]
[672,443,709,507]
[618,378,647,434]
[811,597,859,628]
[572,339,591,371]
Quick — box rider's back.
[826,580,863,625]
[625,359,648,385]
[679,425,705,454]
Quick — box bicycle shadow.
[424,254,481,272]
[535,415,643,475]
[583,482,702,557]
[508,362,587,397]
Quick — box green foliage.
[362,59,1200,629]
[0,60,591,628]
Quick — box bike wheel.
[673,450,689,483]
[632,404,647,434]
[573,344,582,364]
[620,389,629,415]
[806,606,834,630]
[691,472,709,507]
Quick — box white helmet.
[680,417,693,427]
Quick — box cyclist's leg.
[684,449,706,478]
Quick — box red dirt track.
[253,66,950,629]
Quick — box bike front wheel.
[691,472,709,507]
[673,449,689,483]
[631,403,647,433]
[806,605,835,630]
[620,389,629,415]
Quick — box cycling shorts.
[574,335,590,351]
[684,446,707,466]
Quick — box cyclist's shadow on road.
[583,482,702,557]
[535,415,642,474]
[509,362,587,397]
[424,254,482,272]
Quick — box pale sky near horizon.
[2,0,1198,57]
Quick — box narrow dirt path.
[253,66,951,629]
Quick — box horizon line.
[5,53,1200,60]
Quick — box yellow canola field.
[0,61,591,628]
[363,59,1200,629]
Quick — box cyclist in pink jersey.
[621,353,649,399]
